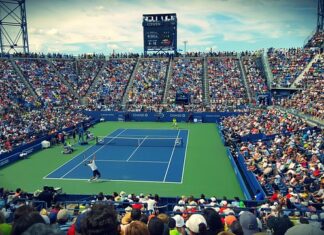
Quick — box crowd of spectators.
[86,59,136,111]
[304,31,324,49]
[267,48,318,87]
[127,59,168,112]
[0,106,90,155]
[15,59,78,107]
[0,59,37,113]
[237,127,323,196]
[52,59,79,91]
[76,59,105,96]
[51,59,106,96]
[242,55,269,102]
[207,57,249,112]
[0,188,323,235]
[166,58,204,111]
[221,109,308,137]
[220,108,323,233]
[280,53,324,120]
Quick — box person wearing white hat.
[185,214,207,235]
[172,215,185,235]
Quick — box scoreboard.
[143,13,177,54]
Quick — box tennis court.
[1,122,243,198]
[44,128,188,183]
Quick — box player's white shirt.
[88,161,98,171]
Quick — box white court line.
[163,129,181,182]
[113,134,180,138]
[59,129,127,179]
[126,136,148,161]
[43,129,123,179]
[180,130,189,184]
[44,177,182,184]
[96,159,169,164]
[120,128,188,131]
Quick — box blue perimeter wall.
[83,111,245,123]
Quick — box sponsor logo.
[154,113,164,118]
[169,114,186,118]
[132,113,147,117]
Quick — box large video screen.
[143,14,177,53]
[144,27,175,50]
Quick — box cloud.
[223,32,256,43]
[26,0,317,54]
[95,5,105,11]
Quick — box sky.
[21,0,318,54]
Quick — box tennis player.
[85,155,101,181]
[172,117,178,129]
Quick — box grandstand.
[0,0,323,234]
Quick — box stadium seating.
[15,59,78,106]
[304,31,324,48]
[242,54,269,102]
[280,54,324,120]
[126,58,168,112]
[0,48,324,234]
[76,59,105,96]
[166,58,204,111]
[86,58,137,111]
[267,48,318,87]
[207,56,249,112]
[220,109,309,137]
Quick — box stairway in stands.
[85,59,108,97]
[291,53,321,88]
[261,50,274,89]
[10,58,40,101]
[121,58,140,107]
[237,54,252,103]
[162,57,173,104]
[203,56,210,105]
[47,58,79,99]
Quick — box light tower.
[183,40,188,57]
[317,0,324,31]
[0,0,29,54]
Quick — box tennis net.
[96,136,183,147]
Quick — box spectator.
[125,221,149,235]
[185,214,207,235]
[207,56,248,112]
[148,217,166,235]
[80,204,119,235]
[267,48,318,87]
[202,208,224,235]
[21,223,64,235]
[12,212,45,235]
[239,212,260,235]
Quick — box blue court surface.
[44,128,189,183]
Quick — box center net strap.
[96,136,183,147]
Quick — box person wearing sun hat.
[172,214,185,235]
[185,214,207,235]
